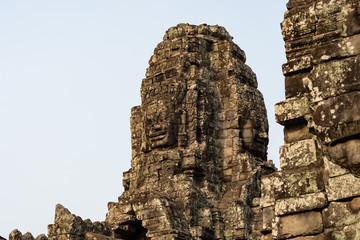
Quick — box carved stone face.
[144,102,177,149]
[241,116,268,159]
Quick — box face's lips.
[149,131,167,140]
[255,136,268,145]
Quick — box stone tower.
[105,24,275,240]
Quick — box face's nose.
[153,123,162,131]
[256,131,269,145]
[258,131,268,139]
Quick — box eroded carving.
[142,100,178,150]
[105,24,274,240]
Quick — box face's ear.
[141,121,151,153]
[177,109,188,147]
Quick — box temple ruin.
[5,0,360,239]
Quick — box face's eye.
[145,117,153,126]
[158,112,167,121]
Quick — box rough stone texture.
[323,201,360,228]
[323,156,349,178]
[84,233,122,240]
[275,192,327,216]
[9,231,33,240]
[326,173,360,201]
[272,169,324,199]
[8,231,49,240]
[8,1,360,239]
[273,211,323,239]
[262,206,275,232]
[324,222,360,240]
[283,121,313,144]
[47,204,111,240]
[279,139,319,170]
[275,97,310,125]
[105,23,275,240]
[34,235,47,240]
[270,0,360,239]
[287,235,324,240]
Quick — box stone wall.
[260,0,360,239]
[6,1,360,239]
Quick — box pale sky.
[0,0,287,237]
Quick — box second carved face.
[144,102,177,149]
[241,113,269,159]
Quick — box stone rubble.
[6,0,360,239]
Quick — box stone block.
[315,0,346,18]
[313,35,360,64]
[275,97,310,125]
[324,222,360,240]
[323,201,360,228]
[274,211,323,239]
[190,226,213,239]
[279,139,318,170]
[84,233,118,240]
[315,0,360,37]
[260,174,277,208]
[262,206,275,232]
[326,139,360,177]
[251,206,262,232]
[182,156,197,169]
[311,92,360,144]
[281,3,316,41]
[282,55,312,75]
[275,192,327,216]
[287,234,325,240]
[261,170,324,207]
[349,197,360,213]
[260,233,273,240]
[315,14,343,36]
[326,173,360,201]
[284,35,319,59]
[323,156,348,178]
[286,0,314,10]
[34,235,47,240]
[273,169,324,199]
[284,121,313,143]
[285,72,309,98]
[308,56,360,102]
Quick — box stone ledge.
[323,200,360,228]
[273,169,324,200]
[282,55,313,75]
[279,139,319,170]
[313,35,360,64]
[275,192,327,216]
[326,174,360,201]
[275,97,310,125]
[273,211,323,239]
